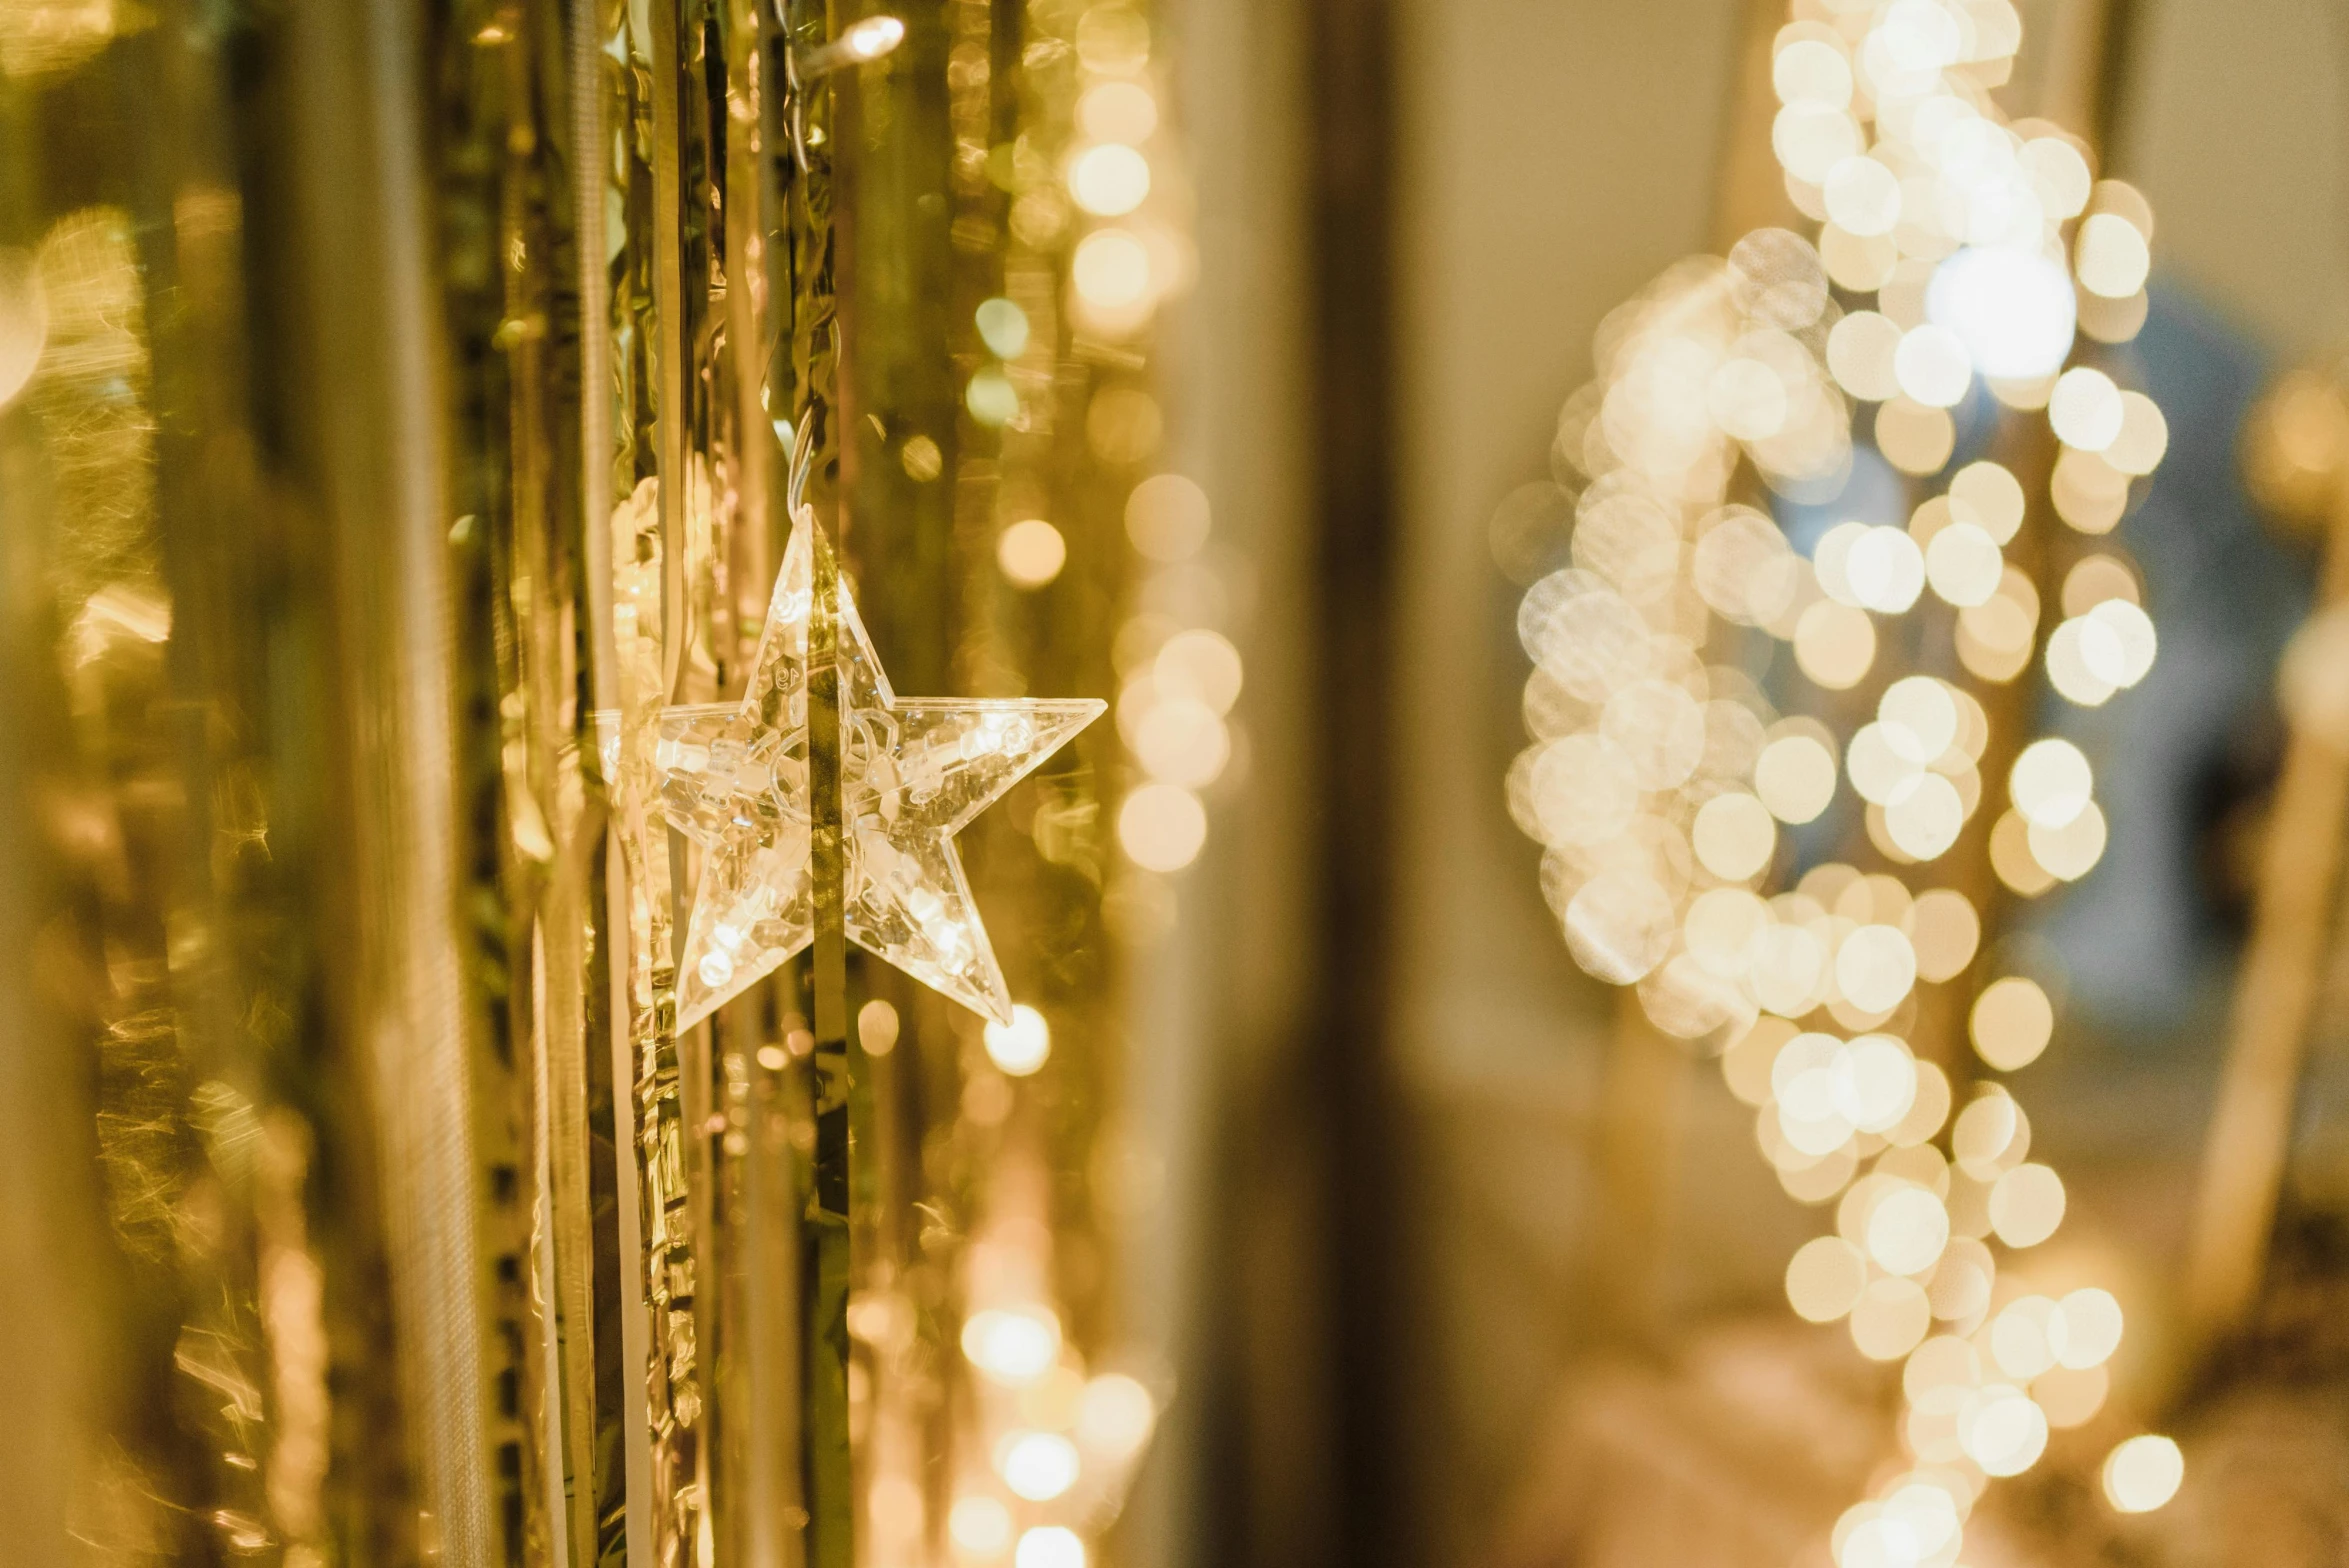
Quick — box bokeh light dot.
[999,518,1069,587]
[1970,977,2053,1071]
[2104,1436,2184,1513]
[1126,473,1211,561]
[1851,1276,1932,1361]
[984,1005,1053,1077]
[1073,229,1152,309]
[1016,1526,1088,1568]
[1069,143,1152,216]
[1119,784,1208,872]
[2077,212,2152,299]
[1989,1162,2066,1247]
[1796,600,1878,689]
[1756,733,1839,823]
[1694,792,1778,882]
[1787,1234,1870,1322]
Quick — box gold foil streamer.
[1,0,1158,1563]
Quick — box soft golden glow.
[1693,791,1777,882]
[1774,103,1866,185]
[1955,1088,2026,1168]
[2282,606,2349,745]
[1126,472,1211,561]
[2050,365,2125,451]
[1129,693,1229,788]
[2076,212,2152,298]
[2047,616,2119,705]
[1961,571,2041,685]
[1867,1186,1951,1276]
[2037,1363,2112,1428]
[1884,773,1963,860]
[2057,1287,2125,1368]
[1827,310,1902,401]
[2024,136,2094,218]
[1070,143,1152,217]
[1118,782,1206,871]
[1603,680,1706,789]
[1088,387,1163,463]
[1962,1385,2050,1476]
[1836,924,1917,1013]
[1970,976,2053,1071]
[1788,1234,1870,1321]
[1906,888,1979,981]
[1988,1162,2066,1247]
[998,518,1069,587]
[1990,809,2057,896]
[903,433,945,481]
[998,1431,1081,1502]
[1950,460,2027,544]
[1823,224,1899,290]
[2103,1435,2185,1513]
[1015,1527,1088,1568]
[1849,526,1927,613]
[969,367,1020,427]
[1990,1295,2063,1379]
[1076,1373,1157,1457]
[2028,799,2107,881]
[1075,2,1149,72]
[1079,81,1159,144]
[1825,155,1902,237]
[977,297,1031,359]
[1925,522,2002,607]
[1773,37,1854,109]
[2009,738,2093,829]
[1851,1276,1931,1360]
[1795,599,1877,688]
[2053,445,2131,533]
[1565,869,1678,984]
[963,1305,1063,1384]
[1072,229,1152,308]
[982,1005,1053,1077]
[845,14,905,58]
[1756,729,1838,823]
[1156,629,1244,713]
[1876,397,1956,474]
[2079,286,2151,345]
[2106,391,2169,474]
[858,999,901,1057]
[952,1495,1014,1557]
[1894,324,1972,408]
[1879,676,1956,762]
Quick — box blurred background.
[5,1,2348,1567]
[1152,2,2349,1567]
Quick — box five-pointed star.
[654,515,1102,1030]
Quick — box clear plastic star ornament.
[656,512,1103,1030]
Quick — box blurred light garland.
[912,4,1208,1564]
[1503,0,2184,1551]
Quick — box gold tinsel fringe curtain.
[0,0,1184,1563]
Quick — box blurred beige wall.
[1392,3,1750,1563]
[2122,0,2349,359]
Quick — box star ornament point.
[655,518,1103,1031]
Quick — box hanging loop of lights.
[1502,0,2186,1549]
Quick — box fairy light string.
[1505,0,2186,1549]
